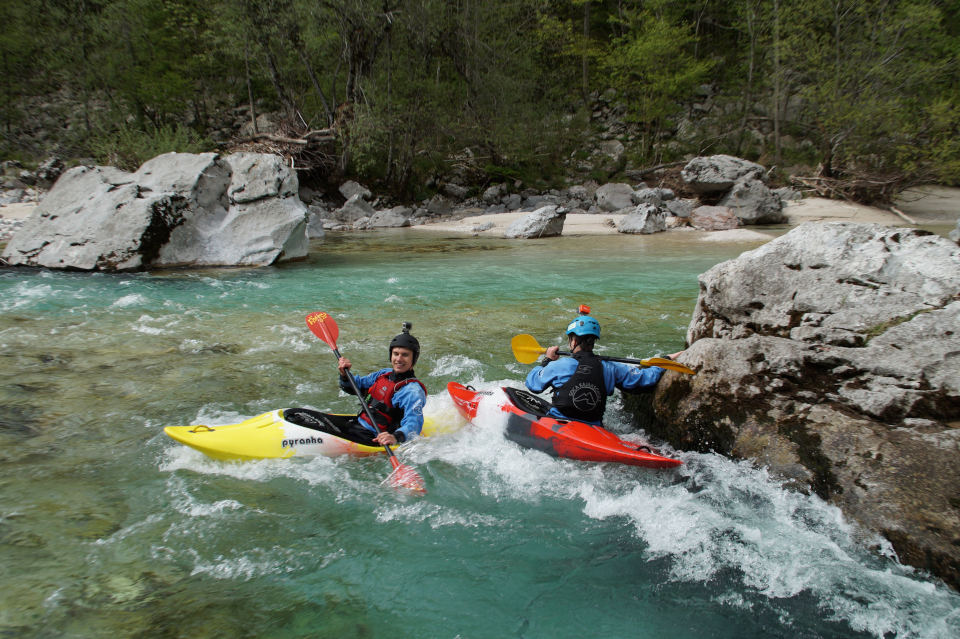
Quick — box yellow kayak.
[164,408,448,462]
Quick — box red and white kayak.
[447,382,682,469]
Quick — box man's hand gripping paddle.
[510,333,697,375]
[306,311,426,494]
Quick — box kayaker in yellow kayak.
[285,323,427,447]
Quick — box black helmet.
[389,322,420,364]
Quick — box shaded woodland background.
[1,0,958,201]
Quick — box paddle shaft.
[331,345,401,462]
[553,349,666,367]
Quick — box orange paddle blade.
[306,311,339,347]
[385,457,426,494]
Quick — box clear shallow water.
[1,229,958,638]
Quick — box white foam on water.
[111,293,147,308]
[155,448,376,581]
[375,502,504,529]
[132,313,181,335]
[1,281,54,311]
[573,450,960,638]
[91,512,166,547]
[188,547,303,581]
[428,353,485,378]
[413,381,591,502]
[248,323,312,353]
[404,379,960,638]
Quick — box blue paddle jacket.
[339,367,426,442]
[525,357,665,425]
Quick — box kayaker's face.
[390,347,414,373]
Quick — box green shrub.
[89,124,211,171]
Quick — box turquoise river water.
[1,230,958,638]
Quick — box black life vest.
[552,351,607,422]
[362,370,427,432]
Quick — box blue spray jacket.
[339,367,426,442]
[524,357,665,425]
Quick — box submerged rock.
[635,222,960,590]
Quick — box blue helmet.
[566,313,600,338]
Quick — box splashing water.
[1,230,956,638]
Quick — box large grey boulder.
[2,152,309,270]
[338,180,371,201]
[595,183,635,212]
[504,205,566,238]
[336,194,376,223]
[719,177,786,224]
[617,203,666,234]
[665,198,695,218]
[689,205,740,230]
[681,154,765,194]
[482,183,505,204]
[633,222,960,589]
[631,188,663,207]
[306,205,329,239]
[156,153,307,267]
[355,206,412,229]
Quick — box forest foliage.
[1,0,958,199]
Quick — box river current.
[1,230,957,638]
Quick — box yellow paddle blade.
[511,334,546,364]
[510,333,697,374]
[638,357,697,375]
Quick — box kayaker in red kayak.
[525,306,681,425]
[286,323,427,447]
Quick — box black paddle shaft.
[332,346,399,460]
[557,350,654,367]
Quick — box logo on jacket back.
[569,382,601,411]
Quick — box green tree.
[781,0,958,184]
[600,4,713,162]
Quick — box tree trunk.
[582,2,590,98]
[244,44,258,134]
[772,0,782,166]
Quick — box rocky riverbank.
[630,222,960,590]
[4,153,958,252]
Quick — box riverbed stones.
[595,183,635,212]
[339,180,371,201]
[681,154,765,194]
[1,152,309,270]
[504,205,566,238]
[355,206,412,229]
[336,194,376,223]
[617,203,666,234]
[689,205,740,230]
[635,222,960,589]
[719,177,786,224]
